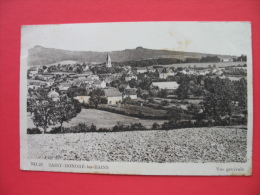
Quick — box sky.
[21,22,252,58]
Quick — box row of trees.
[116,55,245,68]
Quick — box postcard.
[20,22,253,175]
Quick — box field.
[27,109,167,129]
[28,126,247,163]
[155,61,247,68]
[99,104,167,117]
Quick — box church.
[106,54,112,68]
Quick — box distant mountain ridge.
[28,46,235,66]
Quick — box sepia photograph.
[20,22,253,175]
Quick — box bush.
[27,128,42,134]
[130,123,146,131]
[49,127,62,134]
[161,100,169,106]
[90,124,97,132]
[152,122,160,130]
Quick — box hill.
[28,45,235,66]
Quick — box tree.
[53,98,80,132]
[233,78,247,109]
[166,107,189,121]
[122,97,132,105]
[148,97,155,104]
[142,93,149,102]
[90,123,97,131]
[175,81,190,100]
[161,100,169,106]
[31,94,81,133]
[89,89,105,108]
[203,78,234,120]
[152,122,160,130]
[32,98,57,133]
[158,89,168,99]
[128,79,138,88]
[187,103,201,116]
[75,66,83,74]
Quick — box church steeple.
[106,54,112,68]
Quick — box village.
[27,54,247,132]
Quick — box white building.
[87,75,99,81]
[45,80,55,87]
[104,88,122,105]
[125,74,137,81]
[28,70,38,78]
[133,67,147,74]
[59,83,72,91]
[151,82,179,90]
[27,81,44,90]
[123,88,137,100]
[159,68,175,79]
[92,80,106,89]
[74,96,91,104]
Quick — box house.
[104,88,122,105]
[122,66,132,72]
[112,73,123,79]
[41,75,53,81]
[60,66,68,72]
[28,70,38,78]
[133,67,147,74]
[104,76,115,84]
[87,74,99,81]
[221,57,233,62]
[123,88,137,100]
[78,76,87,81]
[47,89,60,101]
[27,81,45,89]
[147,67,156,73]
[84,77,95,84]
[74,96,91,104]
[43,68,49,73]
[92,80,106,89]
[72,80,83,87]
[159,68,175,79]
[219,75,227,79]
[85,83,93,90]
[186,69,195,75]
[156,68,164,74]
[83,65,89,71]
[45,80,55,87]
[125,73,137,81]
[27,94,38,100]
[151,82,179,91]
[196,70,209,75]
[29,67,39,71]
[82,69,93,75]
[180,69,188,74]
[59,83,72,91]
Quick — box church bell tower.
[106,54,112,68]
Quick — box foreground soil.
[28,126,247,163]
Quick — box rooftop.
[104,88,122,97]
[151,82,179,90]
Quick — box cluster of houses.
[27,54,239,105]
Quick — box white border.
[20,22,253,175]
